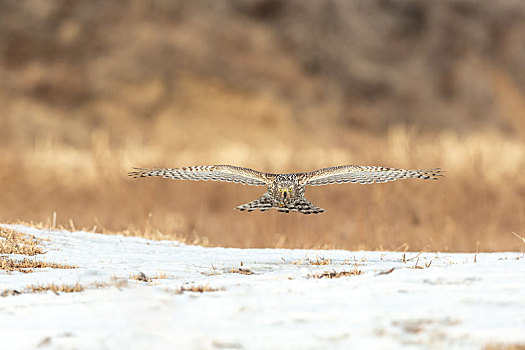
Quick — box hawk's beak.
[283,191,287,199]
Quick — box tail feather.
[235,193,274,212]
[284,198,325,215]
[236,194,325,214]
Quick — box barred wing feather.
[128,165,270,186]
[304,165,443,186]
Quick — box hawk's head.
[274,175,298,204]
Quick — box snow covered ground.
[1,224,524,350]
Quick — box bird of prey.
[128,165,442,214]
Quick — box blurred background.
[1,0,524,251]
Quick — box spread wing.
[128,165,272,186]
[302,165,443,186]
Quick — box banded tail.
[235,194,325,215]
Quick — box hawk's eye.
[289,186,293,191]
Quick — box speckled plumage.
[129,165,443,214]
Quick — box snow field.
[1,224,524,349]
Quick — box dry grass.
[308,268,363,279]
[130,272,150,282]
[291,257,333,265]
[28,283,86,294]
[512,232,525,247]
[307,257,333,266]
[485,344,525,350]
[0,227,44,255]
[153,272,169,279]
[0,289,22,297]
[0,257,76,273]
[396,251,434,269]
[375,268,395,276]
[1,122,524,253]
[180,284,222,293]
[409,258,432,269]
[130,271,170,282]
[1,279,128,297]
[229,267,254,275]
[392,318,460,335]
